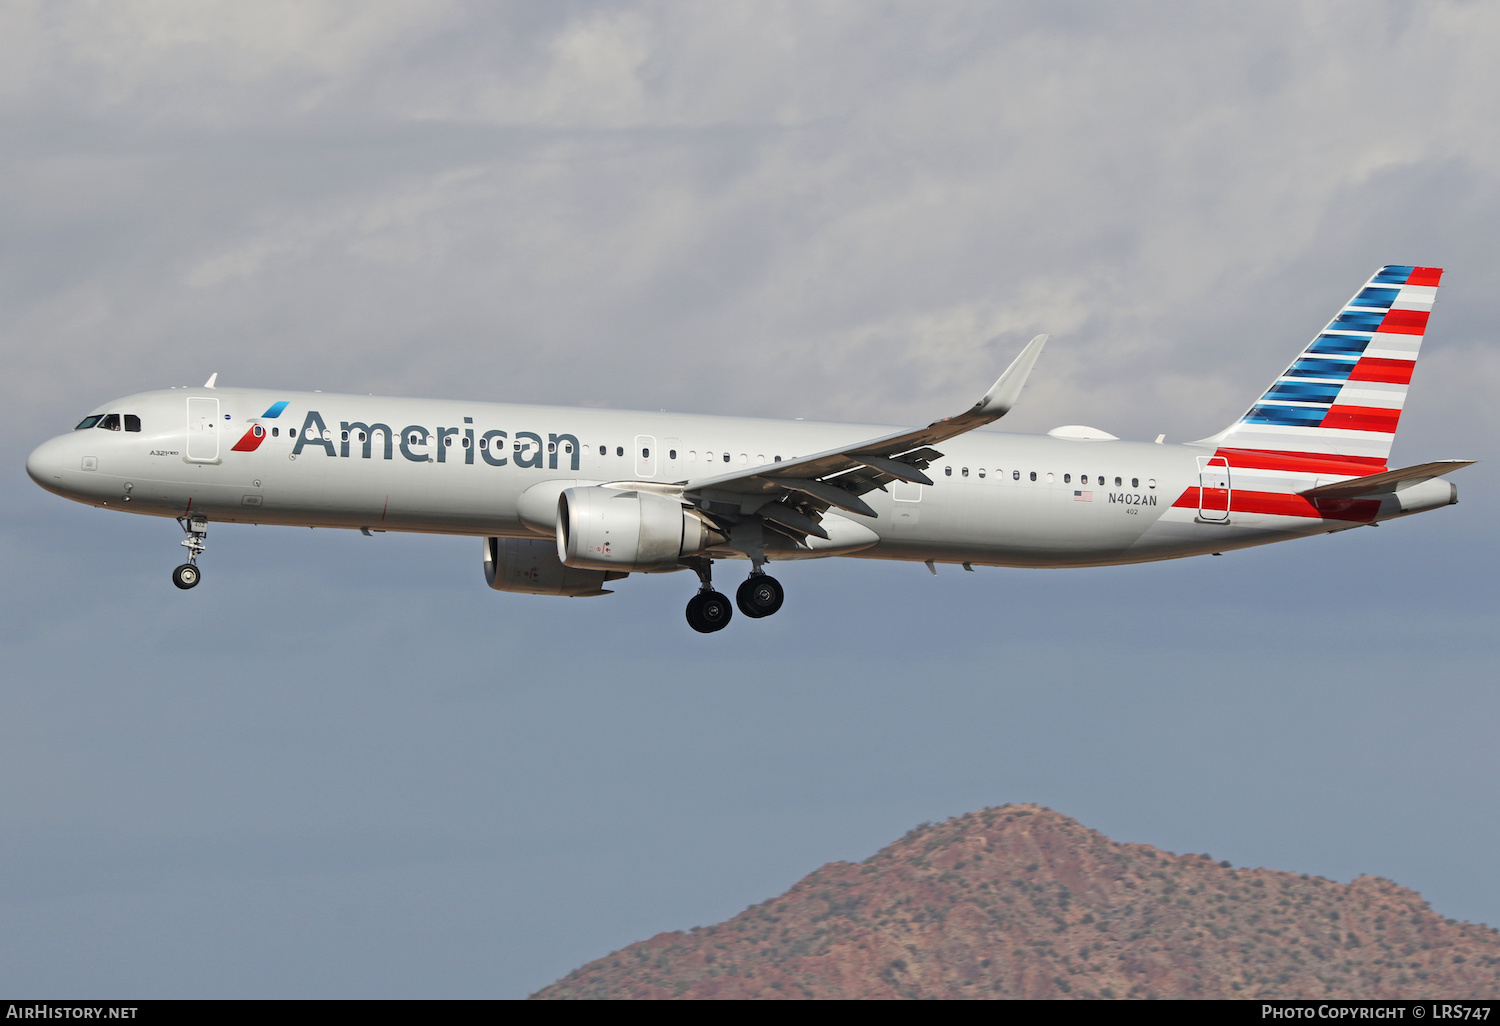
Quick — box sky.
[2,0,1498,999]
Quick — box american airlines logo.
[230,401,289,452]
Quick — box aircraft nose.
[26,435,70,490]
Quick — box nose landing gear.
[172,515,207,590]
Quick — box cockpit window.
[123,415,141,432]
[75,415,102,430]
[98,414,121,431]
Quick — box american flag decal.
[1074,490,1093,502]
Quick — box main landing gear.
[686,589,733,633]
[684,558,731,633]
[683,559,785,633]
[736,571,784,619]
[172,515,207,590]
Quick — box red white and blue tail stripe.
[1212,265,1441,464]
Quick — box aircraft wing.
[681,335,1047,540]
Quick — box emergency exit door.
[634,435,656,478]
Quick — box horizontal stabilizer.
[1299,459,1474,499]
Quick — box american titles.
[289,410,581,470]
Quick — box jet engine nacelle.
[557,486,723,571]
[483,536,625,597]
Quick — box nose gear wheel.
[172,515,208,589]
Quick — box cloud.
[5,3,1500,443]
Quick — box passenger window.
[479,437,488,449]
[723,453,730,462]
[341,430,349,441]
[616,446,624,457]
[599,445,606,456]
[548,441,556,454]
[99,414,121,431]
[272,427,279,437]
[1046,472,1054,482]
[1064,473,1071,483]
[290,428,298,439]
[1013,470,1020,480]
[124,415,141,432]
[359,431,367,442]
[75,415,102,430]
[1114,476,1122,487]
[774,456,782,462]
[462,437,471,448]
[1148,479,1156,489]
[944,467,952,476]
[564,443,573,454]
[1029,471,1037,481]
[642,448,650,458]
[688,451,697,461]
[1096,475,1104,486]
[669,450,677,460]
[961,467,969,477]
[978,468,986,479]
[1131,477,1138,488]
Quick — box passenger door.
[1197,455,1230,522]
[186,397,220,463]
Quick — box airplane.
[26,264,1471,633]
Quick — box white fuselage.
[27,385,1436,571]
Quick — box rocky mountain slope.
[533,805,1500,999]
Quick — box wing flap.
[758,502,831,539]
[845,452,934,486]
[777,478,878,518]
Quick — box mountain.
[532,804,1500,999]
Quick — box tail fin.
[1209,265,1442,465]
